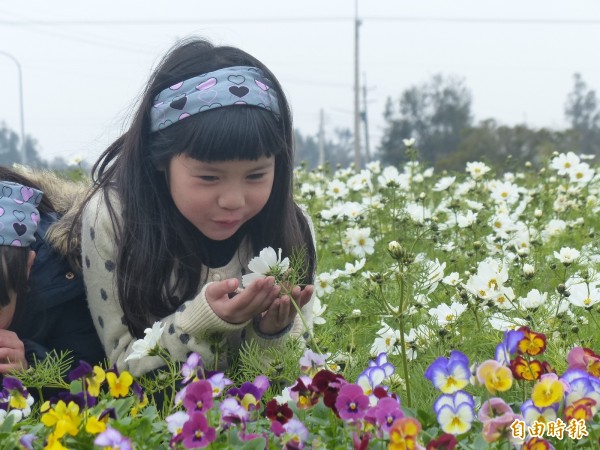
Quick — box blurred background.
[0,0,599,172]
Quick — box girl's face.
[168,154,275,241]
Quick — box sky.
[0,0,599,165]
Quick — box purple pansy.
[433,390,475,435]
[183,380,214,414]
[335,383,370,421]
[94,427,133,450]
[424,350,470,394]
[181,412,216,448]
[495,329,525,364]
[67,361,93,381]
[219,397,249,427]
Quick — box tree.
[294,127,353,170]
[378,74,473,167]
[564,73,600,156]
[0,122,47,168]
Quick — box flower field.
[2,146,600,449]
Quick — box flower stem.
[290,297,323,355]
[396,272,412,408]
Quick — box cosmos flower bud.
[387,241,404,260]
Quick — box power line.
[1,16,600,26]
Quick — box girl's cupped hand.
[205,276,280,324]
[256,284,314,335]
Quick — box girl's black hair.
[73,37,316,338]
[0,166,54,313]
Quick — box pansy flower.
[310,369,345,415]
[561,369,600,406]
[265,399,294,424]
[335,383,370,422]
[357,366,387,404]
[564,397,597,422]
[299,349,330,375]
[40,400,82,439]
[370,397,404,435]
[181,352,203,384]
[517,327,547,356]
[476,360,513,394]
[388,417,422,450]
[426,433,458,450]
[183,380,214,414]
[290,376,319,410]
[511,356,543,381]
[94,426,133,450]
[180,412,216,449]
[494,329,525,365]
[520,399,558,425]
[227,377,268,412]
[477,397,512,422]
[433,390,475,435]
[567,347,600,377]
[523,437,555,450]
[424,351,470,394]
[531,373,568,408]
[219,397,249,427]
[106,369,133,398]
[482,412,524,444]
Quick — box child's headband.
[0,181,43,247]
[149,66,281,133]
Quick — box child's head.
[114,38,294,225]
[0,180,43,328]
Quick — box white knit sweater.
[81,191,314,377]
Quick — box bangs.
[166,107,286,162]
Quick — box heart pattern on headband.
[229,86,250,98]
[0,181,43,247]
[150,66,280,132]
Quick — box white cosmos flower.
[370,326,402,356]
[541,219,567,242]
[242,247,290,287]
[456,210,477,228]
[312,297,327,325]
[429,302,467,327]
[343,227,375,258]
[432,176,456,192]
[315,271,337,297]
[442,272,462,286]
[326,179,349,199]
[568,162,595,184]
[554,247,581,264]
[567,283,600,308]
[488,313,527,331]
[347,169,373,192]
[465,161,491,180]
[403,138,416,147]
[519,289,547,309]
[124,321,166,362]
[550,151,580,175]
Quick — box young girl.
[75,37,317,377]
[0,170,105,375]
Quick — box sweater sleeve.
[81,193,250,377]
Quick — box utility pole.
[0,50,26,165]
[318,108,325,167]
[353,0,362,170]
[362,73,371,163]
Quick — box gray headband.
[0,181,43,247]
[149,66,281,132]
